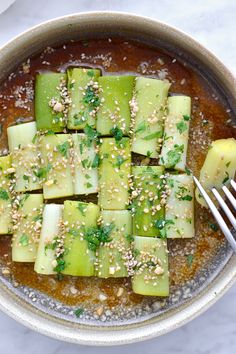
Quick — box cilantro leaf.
[0,188,9,200]
[176,120,187,134]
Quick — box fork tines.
[193,176,236,253]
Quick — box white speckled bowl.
[0,12,236,346]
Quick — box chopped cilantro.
[34,163,52,179]
[186,254,194,266]
[166,144,184,168]
[32,134,37,144]
[87,70,94,77]
[18,193,30,209]
[91,153,101,168]
[86,182,93,188]
[114,156,126,169]
[54,256,65,274]
[180,194,192,201]
[222,171,229,184]
[226,161,231,168]
[77,203,87,216]
[74,308,84,317]
[84,124,101,146]
[183,114,190,121]
[19,234,29,247]
[125,234,134,242]
[0,188,9,200]
[133,248,141,257]
[143,131,162,140]
[185,167,191,175]
[176,120,187,134]
[84,223,114,252]
[135,121,146,134]
[56,141,70,158]
[32,214,43,222]
[209,222,219,232]
[155,219,174,239]
[176,185,192,201]
[83,85,100,111]
[23,174,30,181]
[110,126,123,143]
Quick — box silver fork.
[193,177,236,253]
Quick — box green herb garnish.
[77,203,87,216]
[209,222,219,232]
[155,219,174,239]
[19,234,29,247]
[176,120,187,134]
[110,126,123,143]
[91,153,101,168]
[186,254,194,266]
[84,223,114,252]
[56,141,70,158]
[166,144,184,168]
[74,308,84,317]
[143,131,162,141]
[0,188,9,200]
[34,163,52,179]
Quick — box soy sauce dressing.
[0,38,235,311]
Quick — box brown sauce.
[0,38,235,309]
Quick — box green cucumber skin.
[98,137,131,210]
[96,76,135,135]
[159,95,191,171]
[12,194,44,262]
[72,133,98,195]
[35,73,67,132]
[132,236,169,296]
[7,122,37,152]
[132,166,165,237]
[62,200,100,276]
[0,155,12,234]
[67,68,101,130]
[34,204,63,275]
[7,122,42,192]
[131,77,171,158]
[97,210,132,278]
[166,174,194,238]
[40,134,74,199]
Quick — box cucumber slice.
[131,77,170,158]
[131,166,165,236]
[72,133,98,195]
[12,194,44,262]
[67,68,101,130]
[166,174,194,238]
[96,76,135,135]
[0,155,12,234]
[196,138,236,207]
[62,200,100,276]
[132,236,169,296]
[96,210,132,278]
[39,134,74,199]
[98,137,131,210]
[34,204,63,275]
[35,72,67,132]
[159,96,191,171]
[7,122,42,192]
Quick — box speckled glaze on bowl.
[0,12,236,346]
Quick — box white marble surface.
[0,0,236,353]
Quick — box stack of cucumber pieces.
[0,67,198,298]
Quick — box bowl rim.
[0,11,236,346]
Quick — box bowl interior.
[0,12,236,344]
